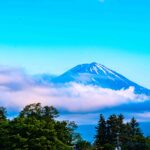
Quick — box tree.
[55,121,77,146]
[0,103,77,150]
[42,105,59,120]
[19,103,58,120]
[76,140,92,150]
[95,114,147,150]
[0,107,7,121]
[106,114,118,145]
[123,117,145,150]
[95,114,107,149]
[145,137,150,149]
[129,117,142,137]
[0,106,9,150]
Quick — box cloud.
[133,112,150,122]
[58,113,99,125]
[0,66,149,114]
[59,111,150,125]
[0,66,33,90]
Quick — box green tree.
[0,107,7,121]
[0,106,9,150]
[130,117,142,137]
[123,117,145,150]
[95,114,147,150]
[76,140,92,150]
[95,114,107,149]
[55,121,78,146]
[0,103,76,150]
[106,114,119,145]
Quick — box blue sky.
[0,0,150,88]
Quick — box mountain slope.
[52,62,150,95]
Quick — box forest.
[0,103,150,150]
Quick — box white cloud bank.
[0,67,149,112]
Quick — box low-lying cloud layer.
[0,66,148,113]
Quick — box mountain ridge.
[33,62,150,96]
[51,62,150,96]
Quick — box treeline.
[0,103,91,150]
[0,103,150,150]
[95,114,150,150]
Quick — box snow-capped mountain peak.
[88,62,118,76]
[68,62,111,75]
[66,62,122,81]
[87,62,107,75]
[51,62,150,96]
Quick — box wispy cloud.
[0,66,148,113]
[133,112,150,122]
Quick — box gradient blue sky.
[0,0,150,88]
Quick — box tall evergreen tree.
[117,114,125,145]
[125,117,145,150]
[106,114,118,145]
[129,117,142,137]
[95,114,107,149]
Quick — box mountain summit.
[52,62,150,95]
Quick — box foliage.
[76,140,92,150]
[1,104,150,150]
[0,107,7,121]
[95,114,149,150]
[0,103,78,150]
[95,114,107,147]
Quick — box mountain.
[52,62,150,95]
